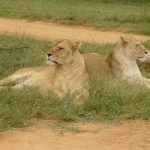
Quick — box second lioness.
[0,40,89,101]
[83,36,150,88]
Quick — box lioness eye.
[136,44,139,47]
[59,47,64,50]
[57,47,64,50]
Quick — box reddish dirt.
[0,18,150,44]
[0,120,150,150]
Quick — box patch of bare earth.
[0,18,150,44]
[0,120,150,150]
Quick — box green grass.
[0,35,150,130]
[0,0,150,35]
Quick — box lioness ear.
[120,36,129,45]
[51,40,62,47]
[68,41,81,51]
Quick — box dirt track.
[0,120,150,150]
[0,18,150,44]
[0,18,150,150]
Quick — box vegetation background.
[0,0,150,35]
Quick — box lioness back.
[83,53,110,76]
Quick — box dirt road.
[0,18,150,44]
[0,120,149,150]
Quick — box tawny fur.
[137,53,150,71]
[0,40,89,102]
[83,36,150,88]
[83,53,111,76]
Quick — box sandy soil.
[0,18,150,44]
[0,120,150,150]
[0,18,150,150]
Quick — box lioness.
[83,36,150,88]
[0,40,89,101]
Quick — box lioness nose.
[145,51,148,54]
[47,53,52,57]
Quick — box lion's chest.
[54,68,81,94]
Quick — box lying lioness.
[0,40,89,101]
[83,36,150,88]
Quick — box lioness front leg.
[141,77,150,88]
[0,68,32,87]
[53,89,66,99]
[74,88,89,103]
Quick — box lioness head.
[120,36,150,61]
[47,40,80,65]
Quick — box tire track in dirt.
[0,18,150,44]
